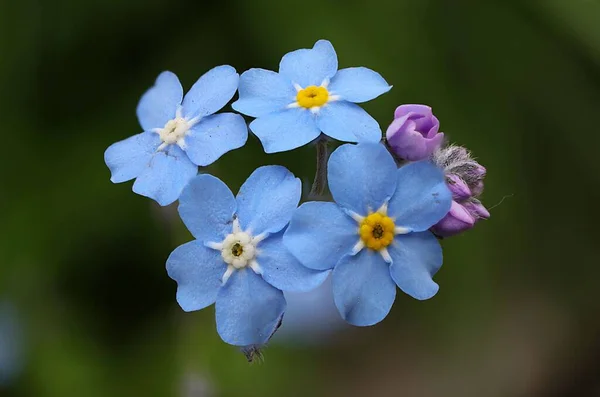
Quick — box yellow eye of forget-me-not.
[231,243,244,257]
[359,212,395,251]
[296,86,329,108]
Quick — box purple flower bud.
[446,174,471,201]
[460,163,486,188]
[432,144,487,197]
[473,164,487,178]
[463,199,490,220]
[386,104,444,161]
[470,180,484,197]
[431,201,476,237]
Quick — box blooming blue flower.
[104,66,248,206]
[166,167,328,346]
[283,143,452,326]
[232,40,392,153]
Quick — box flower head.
[386,104,444,161]
[166,167,328,346]
[232,40,392,153]
[431,145,490,237]
[283,143,452,326]
[104,67,248,206]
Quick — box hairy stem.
[308,136,329,199]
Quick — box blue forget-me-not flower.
[166,166,328,346]
[283,143,452,326]
[104,66,248,206]
[232,40,392,153]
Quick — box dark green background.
[1,0,599,396]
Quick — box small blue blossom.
[166,167,328,346]
[104,66,248,206]
[232,40,392,153]
[283,143,452,326]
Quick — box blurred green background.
[2,0,600,396]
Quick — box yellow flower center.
[359,213,395,251]
[296,86,329,108]
[231,243,244,257]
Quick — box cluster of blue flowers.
[105,40,488,353]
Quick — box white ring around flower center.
[205,218,268,285]
[220,231,256,269]
[158,117,191,145]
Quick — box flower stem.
[308,136,329,199]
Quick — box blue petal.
[178,174,236,242]
[104,132,161,183]
[328,143,398,215]
[317,101,382,143]
[389,231,442,300]
[387,161,452,232]
[258,231,330,292]
[166,240,225,312]
[132,145,197,206]
[136,71,183,131]
[279,40,338,87]
[236,166,300,235]
[332,250,396,326]
[215,269,286,346]
[232,68,296,117]
[249,108,320,153]
[283,202,357,271]
[329,67,392,103]
[181,65,239,119]
[183,113,248,167]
